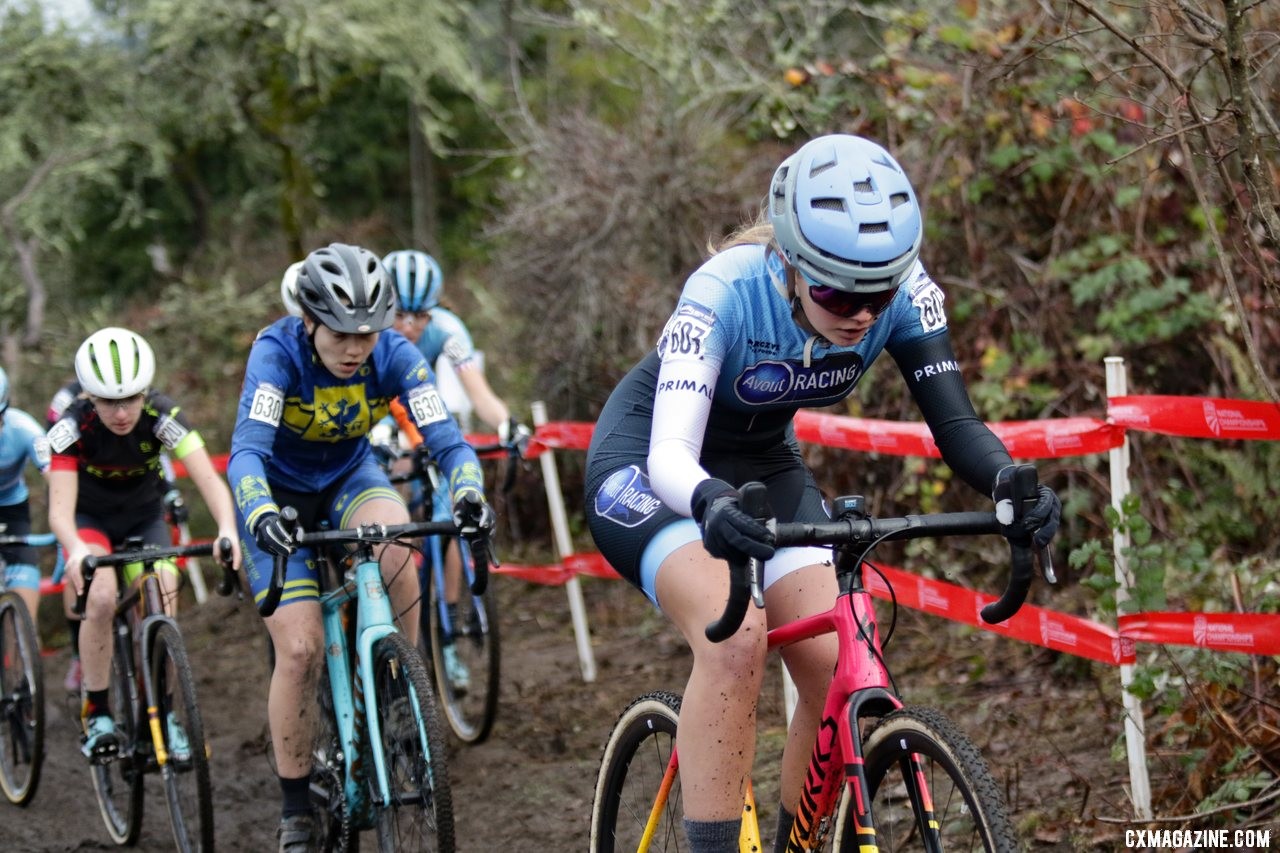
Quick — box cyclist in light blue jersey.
[229,242,493,853]
[0,365,52,626]
[379,249,530,692]
[585,135,1063,853]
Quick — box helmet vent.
[809,159,836,178]
[859,222,889,234]
[811,197,846,212]
[853,180,873,193]
[320,260,343,275]
[890,192,909,208]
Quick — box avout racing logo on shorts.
[595,465,663,528]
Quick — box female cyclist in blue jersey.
[228,242,493,853]
[0,366,51,629]
[47,327,241,762]
[584,134,1062,853]
[378,249,530,691]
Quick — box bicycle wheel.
[311,680,359,852]
[371,632,454,852]
[590,691,685,853]
[151,621,213,851]
[834,705,1018,852]
[425,538,500,744]
[0,592,44,805]
[91,628,145,845]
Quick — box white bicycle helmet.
[768,134,923,293]
[280,261,304,318]
[296,243,396,334]
[383,249,444,312]
[75,327,155,399]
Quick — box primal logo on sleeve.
[46,419,79,453]
[249,384,285,426]
[657,302,715,363]
[33,436,51,467]
[154,414,191,450]
[407,385,448,427]
[594,465,664,528]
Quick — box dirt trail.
[10,576,1137,851]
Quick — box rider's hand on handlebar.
[498,417,533,457]
[691,478,775,562]
[992,466,1061,549]
[253,512,296,559]
[452,488,496,535]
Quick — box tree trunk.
[408,100,439,254]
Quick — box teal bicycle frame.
[320,555,435,821]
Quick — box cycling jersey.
[227,316,484,534]
[0,407,50,506]
[585,243,1011,588]
[416,307,480,371]
[46,391,203,511]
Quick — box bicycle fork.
[136,613,181,767]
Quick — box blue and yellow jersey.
[227,317,484,532]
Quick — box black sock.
[773,805,796,853]
[84,688,110,719]
[683,817,740,853]
[279,774,311,818]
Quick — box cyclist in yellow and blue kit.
[227,242,493,852]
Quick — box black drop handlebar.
[73,537,237,617]
[256,506,494,618]
[704,463,1052,643]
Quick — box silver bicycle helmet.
[383,249,444,312]
[280,261,304,318]
[296,243,396,334]
[75,327,155,399]
[768,134,923,293]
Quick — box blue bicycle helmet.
[296,243,396,334]
[768,134,923,293]
[383,250,444,312]
[0,365,9,414]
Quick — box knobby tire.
[152,621,214,852]
[835,705,1019,852]
[371,632,454,852]
[0,592,44,805]
[424,537,500,744]
[91,628,145,845]
[590,691,684,853]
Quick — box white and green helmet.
[75,327,155,399]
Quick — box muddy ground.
[10,570,1180,851]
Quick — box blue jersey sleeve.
[228,328,297,531]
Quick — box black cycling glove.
[691,478,775,562]
[253,512,295,559]
[992,467,1061,549]
[452,488,496,535]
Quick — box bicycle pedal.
[82,739,121,765]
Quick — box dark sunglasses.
[805,278,899,318]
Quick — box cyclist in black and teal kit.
[228,242,493,853]
[584,135,1062,853]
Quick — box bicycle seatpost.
[704,481,769,643]
[980,464,1038,625]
